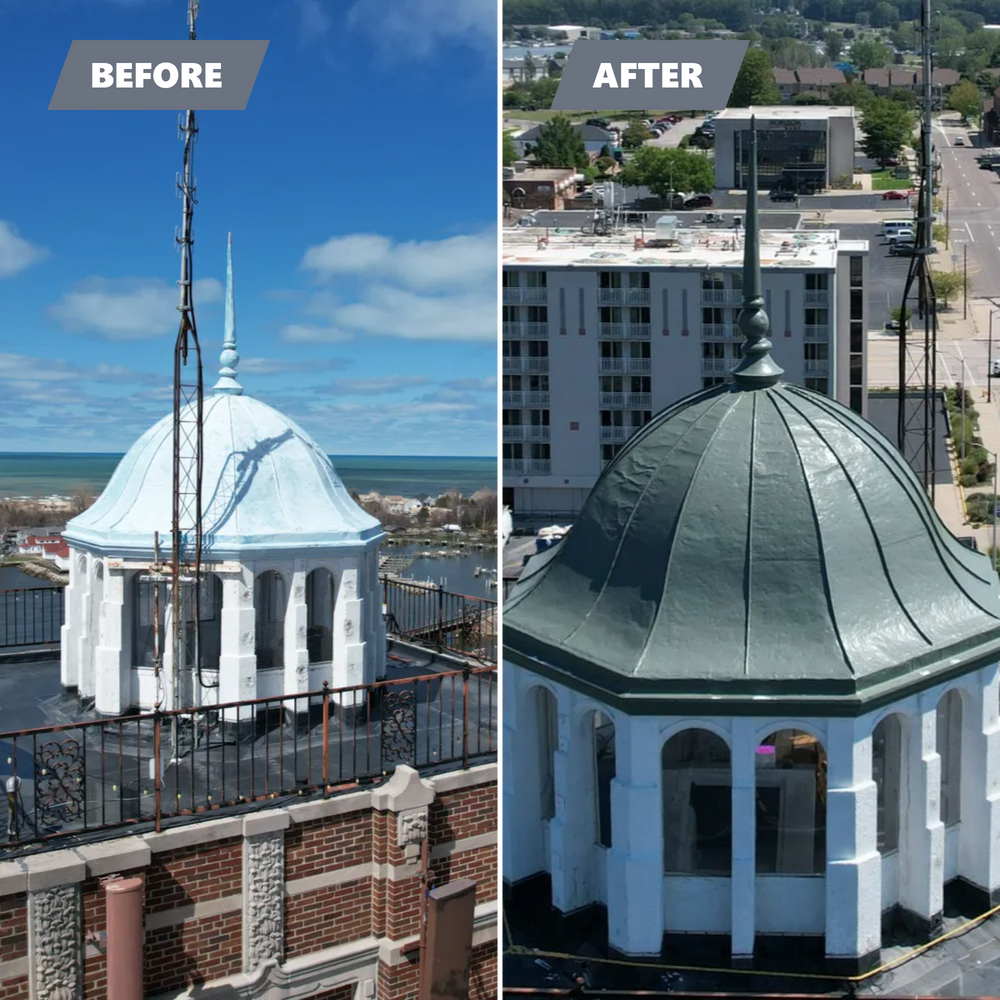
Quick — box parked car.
[586,118,611,128]
[769,190,797,202]
[879,157,900,167]
[992,360,1000,378]
[886,229,915,244]
[685,194,714,209]
[668,114,684,123]
[955,137,965,146]
[882,189,909,200]
[701,213,724,224]
[884,320,899,331]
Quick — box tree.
[860,97,914,163]
[950,79,983,123]
[523,53,537,82]
[503,131,519,167]
[622,117,650,149]
[68,487,96,516]
[825,29,843,62]
[531,115,588,168]
[617,146,715,199]
[871,2,898,28]
[933,222,950,245]
[830,80,875,109]
[931,269,965,308]
[728,48,780,107]
[849,38,891,72]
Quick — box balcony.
[502,287,548,305]
[701,358,735,375]
[502,322,549,339]
[702,324,743,341]
[701,288,744,307]
[600,392,652,408]
[600,357,651,374]
[599,324,651,340]
[598,288,651,306]
[503,459,552,476]
[502,425,551,442]
[804,359,830,375]
[600,426,631,442]
[804,290,829,306]
[804,325,830,342]
[502,356,550,374]
[503,391,550,408]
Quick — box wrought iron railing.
[382,577,497,665]
[0,666,496,853]
[0,587,64,649]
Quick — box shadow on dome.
[201,428,295,545]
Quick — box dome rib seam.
[742,393,758,677]
[562,390,735,651]
[777,389,933,652]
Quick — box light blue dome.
[65,392,383,557]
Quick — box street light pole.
[945,186,950,249]
[963,243,968,320]
[991,310,996,404]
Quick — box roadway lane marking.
[968,222,976,242]
[957,343,977,387]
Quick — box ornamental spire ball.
[732,116,783,388]
[213,233,243,396]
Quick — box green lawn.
[870,168,912,190]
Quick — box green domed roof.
[505,382,1000,714]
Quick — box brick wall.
[0,764,497,1000]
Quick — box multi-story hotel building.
[502,226,869,517]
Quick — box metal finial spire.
[732,116,783,388]
[213,234,243,395]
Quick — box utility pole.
[945,186,950,248]
[963,243,968,320]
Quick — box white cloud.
[294,0,332,39]
[48,277,223,341]
[333,286,494,342]
[240,357,351,375]
[443,376,497,391]
[301,230,495,291]
[328,375,430,395]
[346,0,496,56]
[280,324,355,344]
[0,220,49,279]
[0,353,153,384]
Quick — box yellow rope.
[502,902,1000,984]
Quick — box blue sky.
[0,0,497,456]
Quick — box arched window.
[306,569,335,664]
[254,571,286,669]
[535,687,557,821]
[938,690,962,827]
[662,729,732,875]
[755,729,826,875]
[132,574,221,670]
[592,711,615,848]
[873,715,902,854]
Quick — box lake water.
[387,543,497,600]
[503,42,576,59]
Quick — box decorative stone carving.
[29,884,82,1000]
[244,831,285,972]
[398,806,429,847]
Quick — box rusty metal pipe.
[105,877,144,1000]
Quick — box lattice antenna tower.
[172,0,206,714]
[895,0,939,500]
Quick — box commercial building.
[712,106,856,192]
[502,224,868,517]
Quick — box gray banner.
[49,40,268,111]
[550,40,748,111]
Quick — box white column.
[60,550,85,690]
[94,568,127,715]
[824,717,881,968]
[284,561,309,698]
[333,557,365,694]
[77,555,97,700]
[607,716,664,955]
[218,565,256,719]
[549,693,600,913]
[368,546,386,683]
[899,691,945,937]
[502,663,535,883]
[730,717,756,961]
[958,667,1000,902]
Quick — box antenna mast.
[895,0,938,500]
[172,0,206,720]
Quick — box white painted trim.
[286,864,374,896]
[143,816,243,853]
[145,893,243,931]
[431,831,497,859]
[428,763,497,794]
[286,791,372,823]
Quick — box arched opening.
[662,729,732,875]
[537,686,557,822]
[511,187,527,208]
[254,571,286,669]
[306,568,335,664]
[873,714,903,855]
[132,574,222,671]
[592,711,616,848]
[937,690,962,827]
[755,729,826,875]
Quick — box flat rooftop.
[503,228,868,271]
[715,105,856,120]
